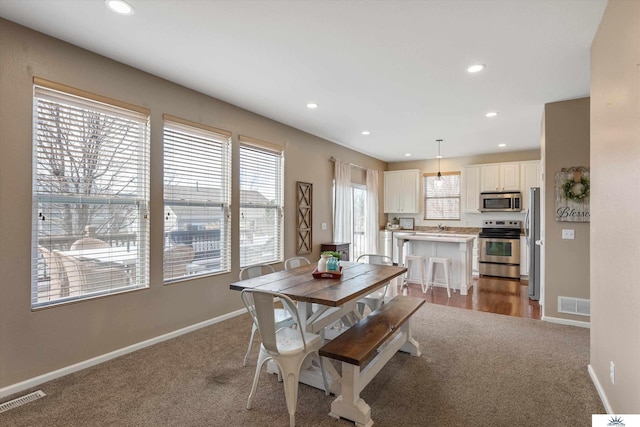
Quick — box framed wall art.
[555,166,590,222]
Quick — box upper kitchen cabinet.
[463,166,481,213]
[480,163,520,192]
[384,169,420,213]
[520,160,541,209]
[466,161,540,212]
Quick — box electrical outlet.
[610,361,615,384]
[562,229,575,239]
[321,223,327,230]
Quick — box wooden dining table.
[229,261,410,395]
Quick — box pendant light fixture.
[435,139,443,188]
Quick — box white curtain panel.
[366,169,379,254]
[333,159,352,247]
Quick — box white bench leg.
[329,363,373,427]
[398,319,421,356]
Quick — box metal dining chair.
[241,289,328,427]
[239,264,295,367]
[356,254,394,315]
[283,256,310,271]
[239,263,275,280]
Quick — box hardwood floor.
[401,276,541,320]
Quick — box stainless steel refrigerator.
[525,187,541,300]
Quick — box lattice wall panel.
[296,182,312,254]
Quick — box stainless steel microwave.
[479,192,522,212]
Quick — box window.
[32,78,150,308]
[239,136,283,267]
[163,116,232,282]
[424,172,461,220]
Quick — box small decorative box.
[312,266,343,279]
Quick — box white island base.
[397,234,475,296]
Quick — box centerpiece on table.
[313,251,343,278]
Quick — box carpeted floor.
[0,303,604,426]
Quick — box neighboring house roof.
[164,185,270,205]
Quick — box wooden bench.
[319,295,425,427]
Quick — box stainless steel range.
[479,219,521,279]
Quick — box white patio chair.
[239,264,295,366]
[283,256,310,271]
[241,289,328,427]
[356,254,394,315]
[38,246,68,298]
[56,250,128,296]
[164,244,195,280]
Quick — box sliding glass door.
[352,184,366,261]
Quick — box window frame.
[238,135,284,268]
[162,115,232,282]
[31,78,150,309]
[423,171,462,220]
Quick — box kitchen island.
[396,233,475,295]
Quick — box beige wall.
[541,98,591,321]
[590,0,640,413]
[0,20,386,389]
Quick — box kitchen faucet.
[437,223,446,231]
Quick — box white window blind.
[239,136,284,268]
[163,116,232,282]
[32,79,150,308]
[424,172,461,220]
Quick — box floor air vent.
[558,296,591,316]
[0,390,46,413]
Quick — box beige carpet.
[0,303,604,426]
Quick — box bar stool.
[428,257,452,298]
[404,254,426,292]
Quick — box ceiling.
[0,0,607,162]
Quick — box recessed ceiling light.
[485,111,498,117]
[361,131,370,135]
[404,153,412,157]
[467,64,485,73]
[105,0,135,15]
[498,143,507,148]
[306,103,318,109]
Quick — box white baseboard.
[588,364,613,414]
[542,315,590,328]
[0,308,246,400]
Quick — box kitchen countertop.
[384,226,481,235]
[399,233,476,243]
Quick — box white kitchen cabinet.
[480,163,520,192]
[480,164,500,192]
[520,235,529,276]
[383,169,420,213]
[463,166,481,213]
[520,160,541,209]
